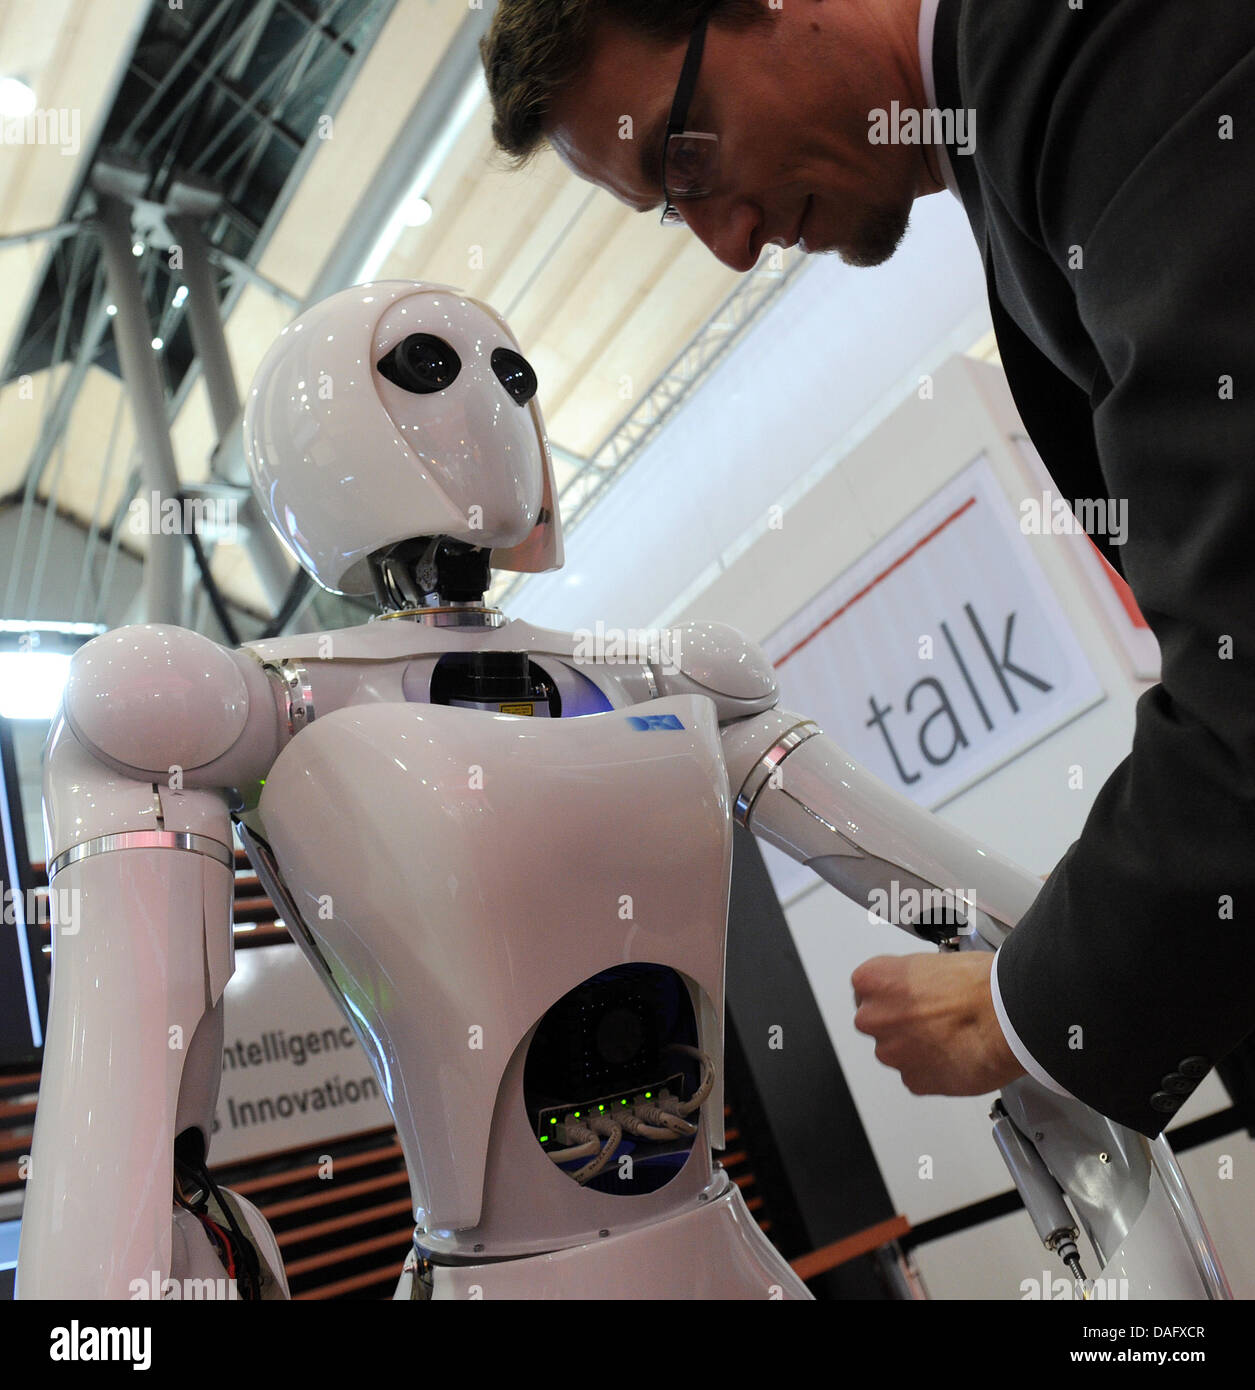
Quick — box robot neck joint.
[369,537,503,626]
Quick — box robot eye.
[377,334,462,394]
[491,347,538,406]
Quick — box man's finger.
[850,954,899,998]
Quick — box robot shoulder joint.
[63,624,263,777]
[651,621,778,721]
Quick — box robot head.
[244,282,563,597]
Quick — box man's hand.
[850,952,1026,1097]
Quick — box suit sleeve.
[992,37,1255,1136]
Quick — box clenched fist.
[851,952,1025,1097]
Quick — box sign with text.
[760,455,1103,903]
[210,943,393,1166]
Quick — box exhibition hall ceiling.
[0,0,747,621]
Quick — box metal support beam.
[94,194,183,624]
[242,507,297,612]
[0,222,81,252]
[550,444,591,475]
[169,208,295,611]
[493,251,809,607]
[167,212,240,438]
[208,250,300,309]
[3,301,112,621]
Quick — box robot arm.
[651,621,1040,942]
[17,625,287,1299]
[721,707,1041,947]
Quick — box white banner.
[760,454,1103,902]
[210,943,393,1166]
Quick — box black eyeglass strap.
[666,12,710,137]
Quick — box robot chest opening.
[422,649,561,717]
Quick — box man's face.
[545,13,929,272]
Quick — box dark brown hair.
[480,0,769,167]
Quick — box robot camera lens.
[377,333,462,394]
[491,347,538,405]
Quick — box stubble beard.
[837,198,912,268]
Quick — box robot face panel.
[369,291,544,562]
[244,281,563,596]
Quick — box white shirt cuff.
[989,945,1077,1100]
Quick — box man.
[480,0,1255,1139]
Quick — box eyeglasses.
[660,14,719,226]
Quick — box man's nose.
[679,198,762,273]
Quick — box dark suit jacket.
[932,0,1255,1136]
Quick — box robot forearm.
[721,709,1042,946]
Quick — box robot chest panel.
[257,695,733,1045]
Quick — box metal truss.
[1,0,397,633]
[494,247,809,605]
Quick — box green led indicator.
[540,1134,548,1142]
[620,1099,627,1106]
[549,1117,556,1125]
[645,1092,652,1098]
[573,1111,580,1118]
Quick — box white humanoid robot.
[17,283,1230,1300]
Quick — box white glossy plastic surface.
[17,844,233,1298]
[740,714,1041,932]
[1099,1172,1213,1299]
[668,620,779,702]
[64,624,249,775]
[41,712,163,855]
[429,1178,811,1300]
[257,693,732,1250]
[248,614,590,665]
[244,281,562,595]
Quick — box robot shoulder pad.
[653,621,779,721]
[64,624,253,775]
